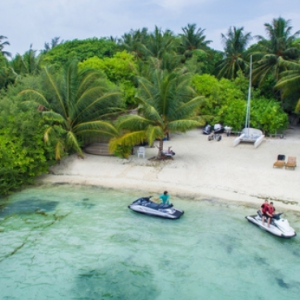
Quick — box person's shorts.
[262,213,268,217]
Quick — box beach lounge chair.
[137,147,145,158]
[285,156,297,170]
[273,154,285,168]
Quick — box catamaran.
[233,56,265,148]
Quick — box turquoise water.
[0,184,300,300]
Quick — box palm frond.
[44,66,67,118]
[109,131,146,152]
[19,89,50,108]
[168,119,203,132]
[74,120,119,136]
[55,139,65,160]
[145,125,164,146]
[66,131,83,156]
[116,115,153,131]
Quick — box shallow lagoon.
[0,184,300,300]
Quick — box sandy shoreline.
[38,128,300,212]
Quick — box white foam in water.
[0,184,300,300]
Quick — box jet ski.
[128,196,184,219]
[213,123,225,134]
[203,124,212,135]
[245,210,296,238]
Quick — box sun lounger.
[273,154,285,168]
[285,156,297,170]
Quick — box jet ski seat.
[158,203,173,209]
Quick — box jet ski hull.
[245,214,296,238]
[128,197,184,219]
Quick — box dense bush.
[192,73,288,132]
[0,77,56,195]
[41,38,117,68]
[79,51,138,107]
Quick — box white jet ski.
[245,210,296,238]
[128,196,184,219]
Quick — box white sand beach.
[39,128,300,211]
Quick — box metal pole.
[245,55,252,135]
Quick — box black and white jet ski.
[128,196,184,219]
[245,210,296,238]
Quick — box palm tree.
[179,23,211,58]
[44,37,64,53]
[142,26,177,59]
[0,57,17,89]
[0,35,11,58]
[109,59,206,159]
[253,17,300,84]
[10,45,42,76]
[275,60,300,111]
[120,28,149,59]
[216,27,252,79]
[20,60,123,160]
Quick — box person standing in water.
[159,191,170,205]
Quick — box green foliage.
[113,144,132,159]
[192,73,288,132]
[20,60,123,160]
[41,38,117,68]
[0,54,17,90]
[250,97,288,134]
[216,98,246,130]
[10,47,42,76]
[253,17,300,85]
[0,92,55,195]
[0,35,11,58]
[110,65,206,158]
[79,51,137,82]
[192,73,244,123]
[79,51,138,107]
[216,26,252,79]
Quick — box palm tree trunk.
[157,139,164,159]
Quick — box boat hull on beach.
[233,128,265,148]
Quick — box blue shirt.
[159,194,170,205]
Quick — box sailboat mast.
[245,55,252,132]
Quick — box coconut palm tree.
[275,60,300,111]
[142,26,177,59]
[179,23,211,58]
[109,59,206,159]
[0,57,17,89]
[20,60,123,160]
[253,17,300,84]
[120,28,149,59]
[216,27,252,79]
[0,35,11,58]
[10,45,42,76]
[43,37,64,53]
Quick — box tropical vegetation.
[109,58,206,159]
[1,16,300,194]
[19,60,123,160]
